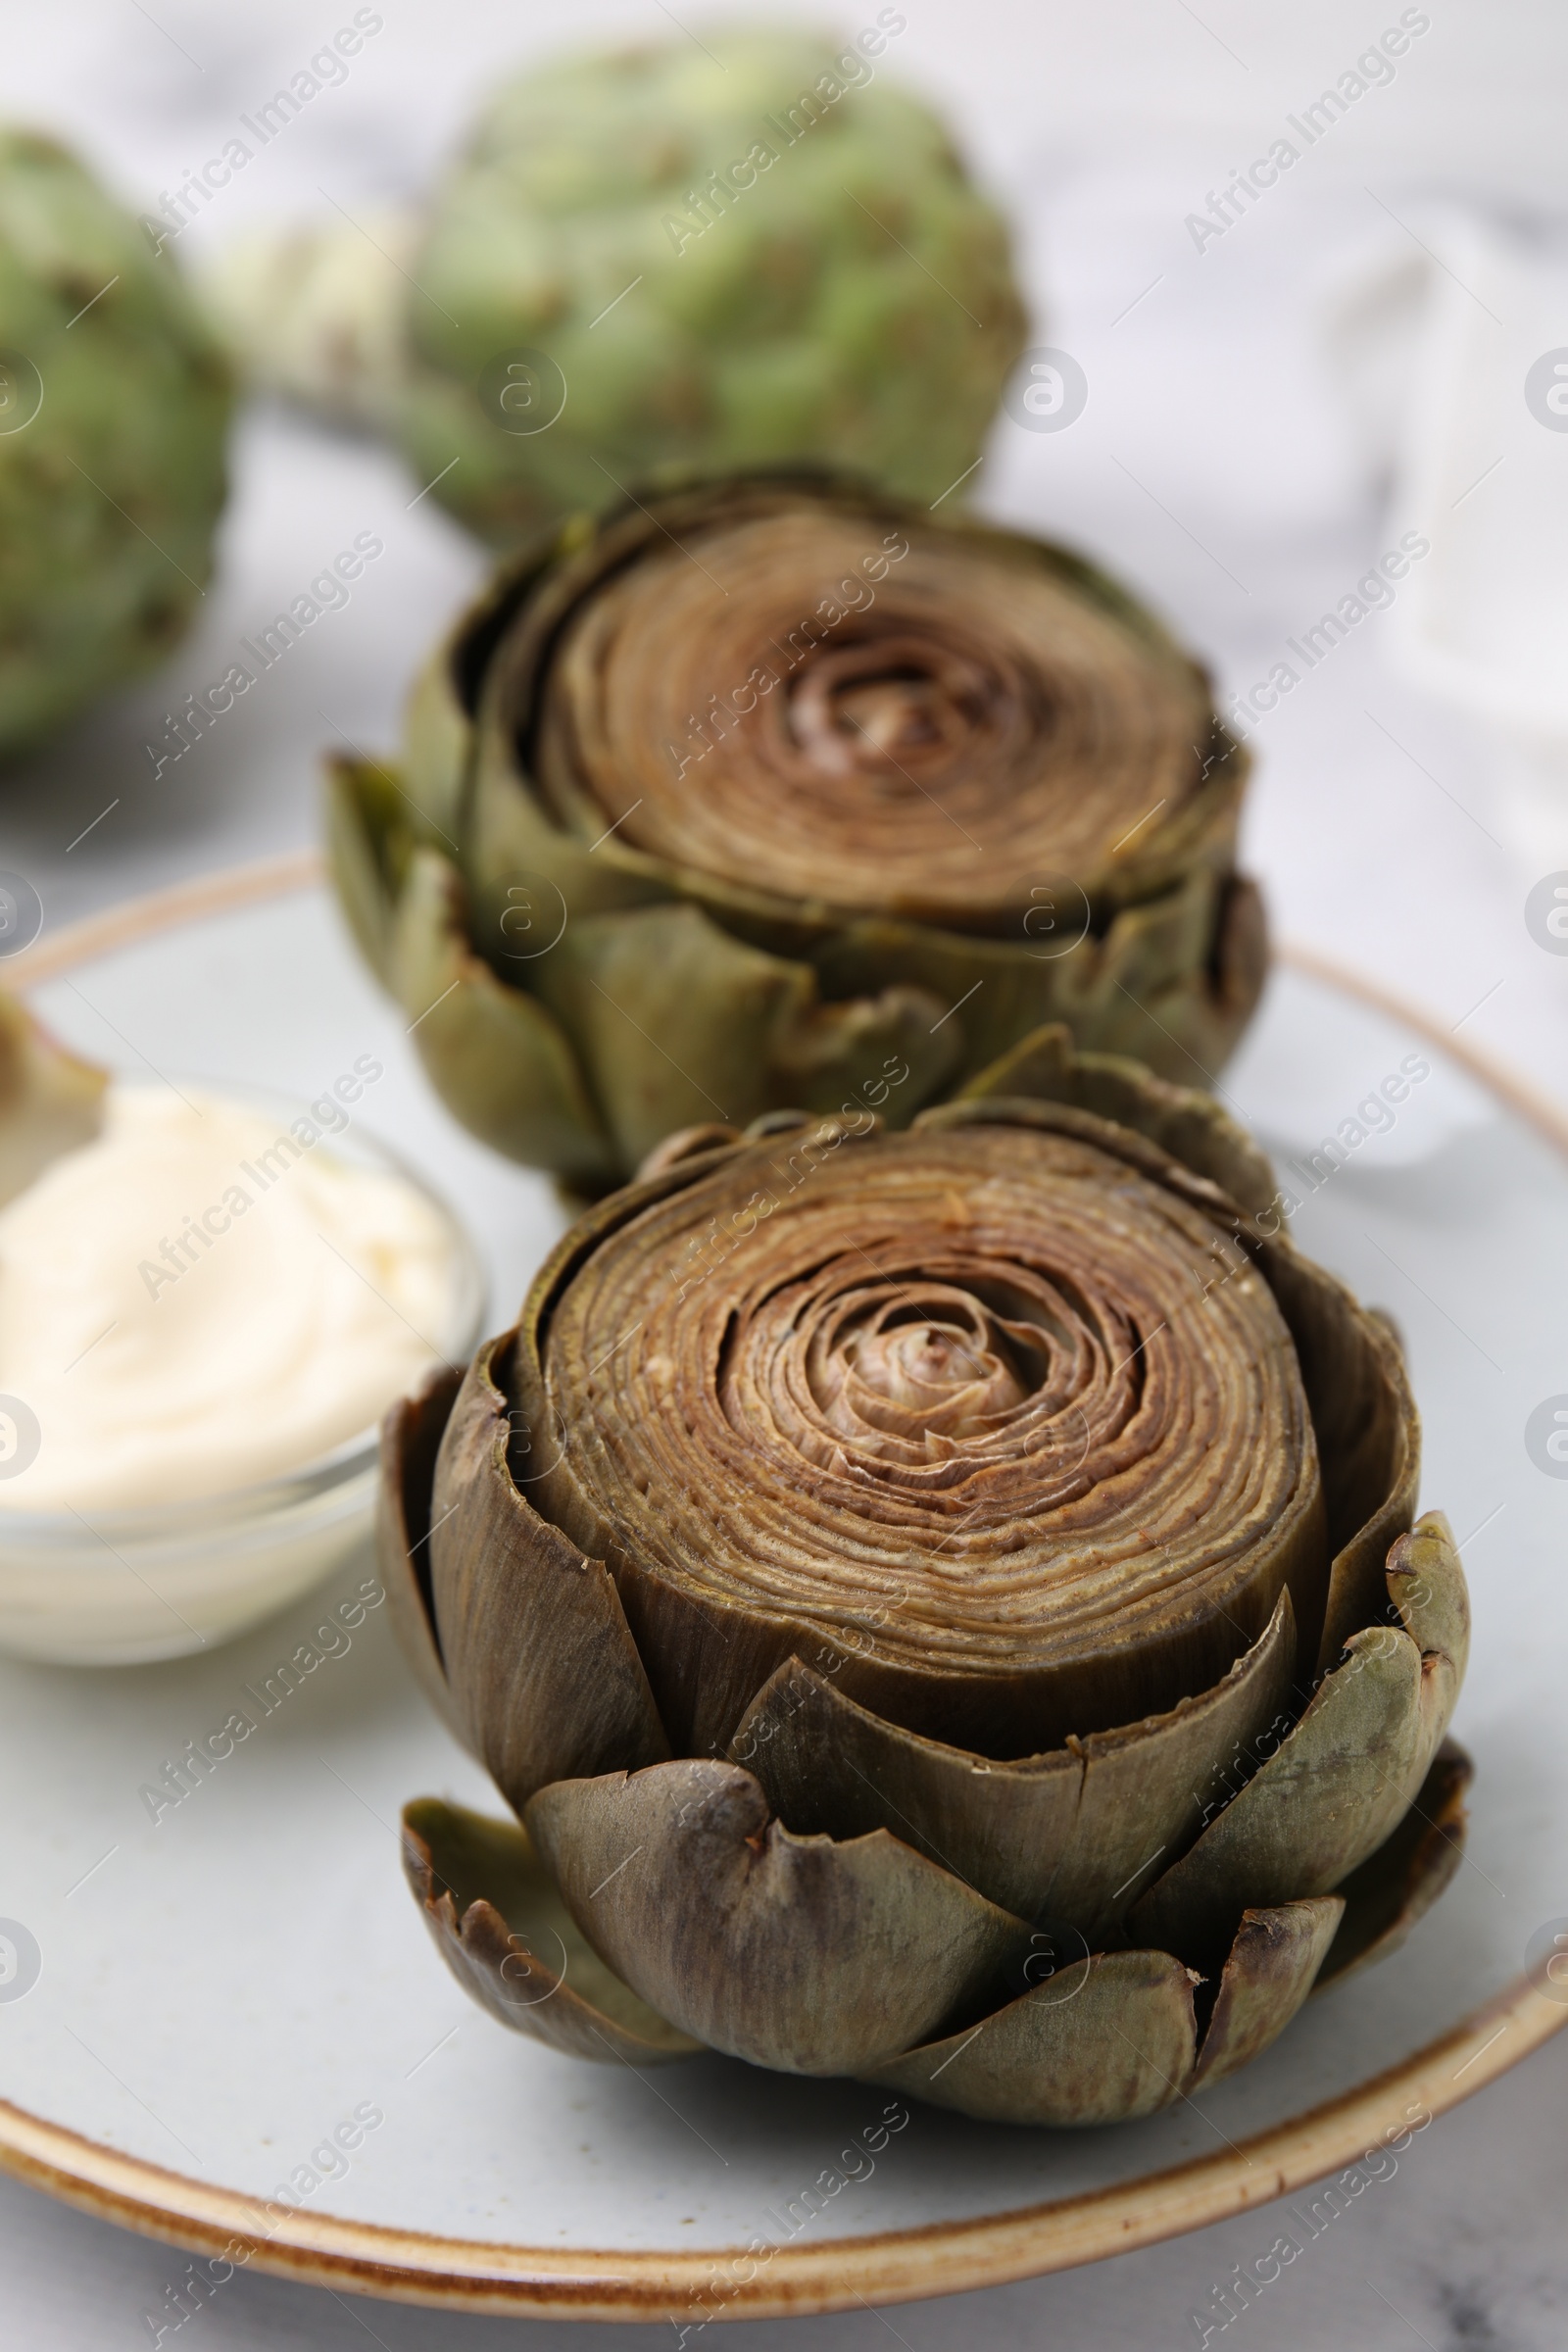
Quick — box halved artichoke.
[330,474,1266,1194]
[385,1035,1470,2125]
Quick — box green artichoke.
[207,24,1026,545]
[386,1038,1470,2125]
[0,129,230,754]
[329,473,1266,1194]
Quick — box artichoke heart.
[331,475,1267,1190]
[384,1040,1471,2124]
[534,1119,1324,1759]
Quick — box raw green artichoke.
[0,129,230,754]
[207,24,1027,545]
[387,1043,1470,2124]
[329,473,1266,1194]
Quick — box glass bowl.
[0,1090,485,1666]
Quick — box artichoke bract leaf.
[402,1800,699,2064]
[466,728,675,929]
[955,1024,1278,1218]
[403,646,480,847]
[1387,1512,1471,1687]
[730,1593,1296,1936]
[0,994,108,1209]
[1256,1245,1418,1675]
[866,1949,1200,2129]
[391,848,618,1188]
[426,1337,670,1814]
[1315,1739,1473,1992]
[1190,1898,1344,2088]
[1126,1631,1422,1959]
[324,757,416,989]
[635,1123,746,1181]
[1048,1592,1298,1936]
[870,1895,1343,2125]
[765,984,961,1123]
[1213,872,1270,1031]
[1041,876,1252,1093]
[528,900,898,1169]
[377,1365,469,1744]
[812,863,1255,1095]
[525,1759,1032,2080]
[1128,1519,1468,1960]
[730,1658,1073,1923]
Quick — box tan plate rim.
[1,856,1562,2323]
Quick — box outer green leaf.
[527,901,961,1168]
[426,1337,669,1813]
[1259,1244,1418,1674]
[324,757,413,989]
[528,903,808,1163]
[376,1364,469,1746]
[465,723,676,931]
[1129,1515,1467,1959]
[526,1758,1031,2077]
[392,847,618,1188]
[403,1799,700,2063]
[869,1950,1199,2128]
[1190,1898,1343,2087]
[1315,1740,1472,1992]
[1387,1511,1470,1683]
[1129,1630,1422,1960]
[728,1594,1296,1936]
[766,985,961,1118]
[403,644,478,845]
[815,867,1261,1094]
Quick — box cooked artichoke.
[330,473,1266,1195]
[0,129,230,754]
[206,25,1026,545]
[386,1038,1470,2124]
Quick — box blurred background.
[5,2,1568,2345]
[7,1,1568,1092]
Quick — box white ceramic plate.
[1,861,1564,2324]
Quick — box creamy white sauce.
[0,1084,460,1511]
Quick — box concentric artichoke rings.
[385,1041,1471,2125]
[330,476,1268,1193]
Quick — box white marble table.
[4,2,1568,2342]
